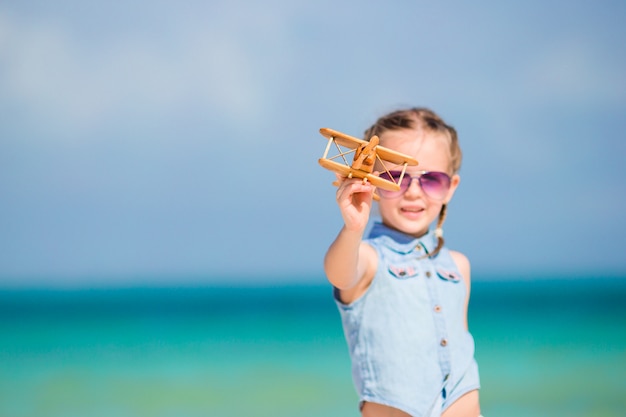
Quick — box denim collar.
[368,222,438,255]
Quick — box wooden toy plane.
[318,127,419,194]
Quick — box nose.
[403,177,423,197]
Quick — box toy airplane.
[318,127,419,195]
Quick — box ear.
[444,174,460,204]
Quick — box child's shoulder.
[448,249,471,284]
[448,249,469,266]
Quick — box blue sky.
[1,1,625,287]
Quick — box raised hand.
[335,174,376,233]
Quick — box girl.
[324,108,481,417]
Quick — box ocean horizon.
[1,276,625,417]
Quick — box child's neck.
[370,222,429,244]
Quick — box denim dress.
[335,222,480,417]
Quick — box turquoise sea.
[1,277,625,417]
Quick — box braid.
[429,204,448,258]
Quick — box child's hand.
[335,173,376,233]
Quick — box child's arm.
[324,178,378,303]
[450,250,471,330]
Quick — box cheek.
[376,198,396,215]
[428,202,444,217]
[375,200,399,224]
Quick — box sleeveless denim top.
[335,222,480,417]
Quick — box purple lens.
[378,171,450,200]
[378,171,405,198]
[418,171,450,200]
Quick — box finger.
[337,180,375,202]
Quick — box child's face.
[376,128,460,238]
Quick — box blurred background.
[1,1,625,416]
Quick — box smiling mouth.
[401,207,424,214]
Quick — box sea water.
[0,277,624,417]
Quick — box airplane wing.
[318,159,402,192]
[375,147,418,166]
[319,128,368,148]
[319,127,418,167]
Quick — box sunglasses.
[378,170,451,200]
